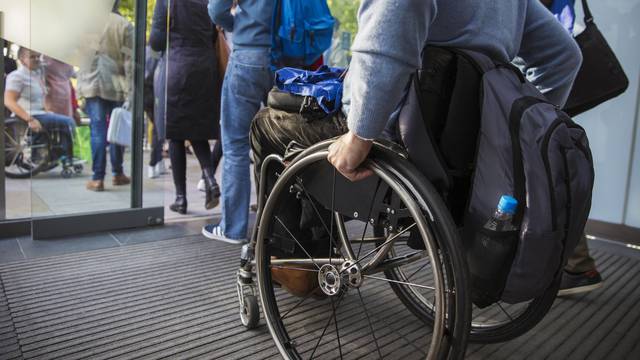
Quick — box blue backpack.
[271,0,335,68]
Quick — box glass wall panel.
[574,0,640,224]
[10,0,143,218]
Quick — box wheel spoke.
[296,176,345,261]
[344,223,416,274]
[329,168,337,268]
[308,293,345,359]
[4,130,20,147]
[406,262,429,282]
[280,284,321,321]
[330,294,344,360]
[275,216,321,270]
[357,179,382,259]
[497,302,514,321]
[363,274,436,291]
[357,288,383,360]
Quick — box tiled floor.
[0,228,638,359]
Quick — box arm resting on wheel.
[4,90,34,124]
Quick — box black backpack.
[398,46,595,305]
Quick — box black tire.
[255,141,470,360]
[241,295,260,329]
[467,276,560,343]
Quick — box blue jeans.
[219,48,273,239]
[85,97,125,180]
[33,113,76,159]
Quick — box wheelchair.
[235,50,560,358]
[3,116,83,178]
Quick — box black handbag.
[562,0,629,117]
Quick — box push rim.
[256,151,451,359]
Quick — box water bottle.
[468,195,520,307]
[483,195,518,232]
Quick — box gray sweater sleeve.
[518,0,582,107]
[346,0,436,140]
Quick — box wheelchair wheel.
[382,232,560,344]
[373,200,559,342]
[254,143,470,360]
[3,118,50,178]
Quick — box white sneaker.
[197,178,206,192]
[155,161,168,175]
[148,165,159,179]
[202,224,247,245]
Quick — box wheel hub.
[318,264,342,296]
[318,261,364,296]
[341,261,363,288]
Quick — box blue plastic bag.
[275,65,345,114]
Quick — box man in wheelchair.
[250,0,597,296]
[4,47,76,165]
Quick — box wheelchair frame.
[235,140,476,359]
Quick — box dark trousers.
[168,139,213,196]
[250,108,347,178]
[565,234,597,273]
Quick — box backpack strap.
[456,48,526,83]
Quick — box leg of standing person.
[198,140,222,192]
[85,97,108,191]
[107,100,130,186]
[202,48,272,244]
[148,119,163,178]
[211,139,223,173]
[190,140,220,209]
[559,233,603,296]
[168,139,188,214]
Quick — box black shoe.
[558,269,603,296]
[203,169,220,210]
[169,195,187,214]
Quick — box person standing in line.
[77,1,133,192]
[201,0,275,244]
[539,0,603,296]
[149,0,221,214]
[144,46,167,179]
[42,56,79,124]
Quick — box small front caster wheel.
[61,168,73,178]
[73,164,84,174]
[240,295,260,329]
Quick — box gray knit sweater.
[344,0,582,140]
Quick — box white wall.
[575,0,640,227]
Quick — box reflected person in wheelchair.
[4,47,76,167]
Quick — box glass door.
[0,0,164,239]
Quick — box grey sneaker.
[202,224,246,245]
[558,270,603,296]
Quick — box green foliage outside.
[327,0,360,44]
[119,0,157,37]
[116,0,358,43]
